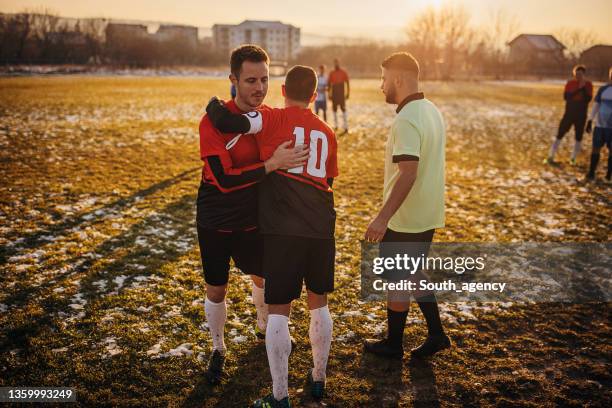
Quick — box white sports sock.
[309,305,333,382]
[550,138,562,159]
[266,314,291,400]
[333,111,338,128]
[342,111,348,130]
[571,141,581,160]
[205,297,226,354]
[252,283,268,331]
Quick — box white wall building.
[213,20,300,62]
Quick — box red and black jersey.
[249,106,338,239]
[564,79,593,112]
[196,100,271,231]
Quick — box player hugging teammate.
[206,65,338,408]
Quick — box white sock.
[333,111,338,128]
[266,314,291,400]
[309,305,333,382]
[205,297,226,354]
[342,111,348,130]
[550,138,562,159]
[571,141,581,160]
[252,283,268,331]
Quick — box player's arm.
[585,82,593,102]
[206,96,261,134]
[205,155,266,189]
[365,159,418,242]
[345,78,350,100]
[587,88,602,133]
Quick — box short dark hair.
[381,52,420,76]
[230,45,269,79]
[285,65,317,103]
[573,64,586,74]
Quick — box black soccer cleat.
[308,368,325,400]
[410,334,451,359]
[252,394,291,408]
[363,338,404,359]
[204,349,225,385]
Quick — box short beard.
[385,85,396,104]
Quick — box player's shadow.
[181,342,270,408]
[407,357,440,408]
[0,192,198,354]
[0,166,199,265]
[357,350,405,406]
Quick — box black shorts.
[332,97,346,112]
[380,229,435,282]
[197,226,263,286]
[263,234,335,304]
[593,127,612,149]
[557,110,587,142]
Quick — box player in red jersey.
[328,58,350,134]
[546,65,593,165]
[198,45,308,386]
[206,66,338,407]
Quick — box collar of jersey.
[396,92,425,113]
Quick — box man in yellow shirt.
[364,52,450,359]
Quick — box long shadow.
[408,357,440,408]
[0,192,198,355]
[0,166,200,265]
[182,341,270,408]
[356,350,404,406]
[1,168,200,310]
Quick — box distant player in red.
[546,65,593,165]
[328,58,350,133]
[207,66,337,407]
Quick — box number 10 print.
[288,126,328,178]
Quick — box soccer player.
[585,67,612,183]
[328,58,350,133]
[197,45,308,386]
[546,65,593,165]
[363,52,450,360]
[206,65,338,408]
[314,64,328,121]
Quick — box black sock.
[416,294,445,337]
[386,308,408,348]
[588,152,600,178]
[607,153,611,179]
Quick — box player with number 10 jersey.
[206,65,338,406]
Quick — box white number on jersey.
[288,127,329,178]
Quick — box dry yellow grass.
[0,77,610,407]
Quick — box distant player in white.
[314,65,328,121]
[585,67,612,183]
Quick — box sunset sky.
[1,0,611,43]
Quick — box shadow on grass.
[0,191,198,361]
[357,350,404,406]
[408,357,440,408]
[0,166,199,265]
[182,342,270,408]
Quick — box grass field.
[0,77,610,407]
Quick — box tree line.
[1,7,600,77]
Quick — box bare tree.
[554,27,600,61]
[405,5,477,79]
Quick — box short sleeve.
[254,108,284,161]
[392,119,421,158]
[200,116,229,159]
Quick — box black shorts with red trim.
[263,234,335,304]
[197,225,263,286]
